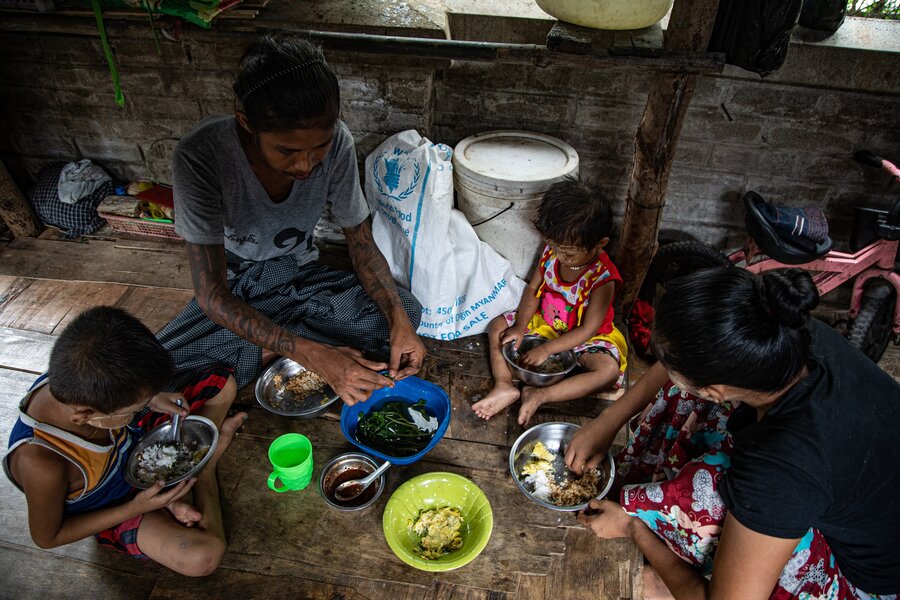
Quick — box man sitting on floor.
[158,34,425,403]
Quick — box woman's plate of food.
[382,472,493,572]
[255,357,340,418]
[125,415,219,489]
[509,422,615,511]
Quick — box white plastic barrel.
[535,0,674,30]
[453,130,579,279]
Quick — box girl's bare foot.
[517,386,546,427]
[471,383,520,420]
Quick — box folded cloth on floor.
[757,203,829,252]
[32,162,111,238]
[57,159,111,204]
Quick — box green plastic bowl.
[382,472,493,572]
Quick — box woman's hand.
[565,413,619,475]
[306,346,392,406]
[389,323,426,380]
[131,478,197,515]
[148,392,190,417]
[577,499,634,539]
[500,324,529,351]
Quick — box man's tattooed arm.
[343,217,407,327]
[185,241,304,357]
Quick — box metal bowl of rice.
[255,357,340,418]
[509,422,615,512]
[125,415,219,489]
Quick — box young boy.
[3,306,247,577]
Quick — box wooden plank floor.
[0,233,643,600]
[4,232,900,599]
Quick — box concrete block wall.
[432,42,900,248]
[0,19,897,251]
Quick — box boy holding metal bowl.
[3,306,246,576]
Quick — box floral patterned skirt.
[616,381,895,600]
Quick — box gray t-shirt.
[172,116,369,273]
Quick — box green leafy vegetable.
[356,398,438,457]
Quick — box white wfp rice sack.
[364,130,525,339]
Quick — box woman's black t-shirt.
[720,318,900,594]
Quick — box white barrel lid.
[453,130,579,195]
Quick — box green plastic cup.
[267,433,313,493]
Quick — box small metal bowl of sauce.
[318,452,385,511]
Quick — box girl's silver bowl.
[124,415,219,489]
[502,335,577,387]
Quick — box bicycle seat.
[743,191,833,265]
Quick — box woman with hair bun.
[565,267,900,599]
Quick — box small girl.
[472,176,628,426]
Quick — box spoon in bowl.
[334,460,391,501]
[169,398,185,443]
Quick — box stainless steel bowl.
[318,452,386,511]
[125,415,219,489]
[502,335,577,387]
[509,421,615,512]
[255,357,340,418]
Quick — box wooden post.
[0,159,41,238]
[616,0,720,308]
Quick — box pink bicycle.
[639,150,900,362]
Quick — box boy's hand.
[500,325,528,351]
[148,392,189,417]
[131,478,197,514]
[520,345,551,368]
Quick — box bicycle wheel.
[638,241,732,306]
[847,280,896,363]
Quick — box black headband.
[239,58,324,103]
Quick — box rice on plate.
[133,441,210,487]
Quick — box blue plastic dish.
[340,376,451,466]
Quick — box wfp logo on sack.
[372,148,421,202]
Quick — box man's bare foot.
[517,386,546,427]
[167,501,202,527]
[471,383,520,420]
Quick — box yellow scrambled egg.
[521,441,556,476]
[410,507,464,559]
[531,441,555,461]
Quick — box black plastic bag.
[799,0,847,35]
[708,0,803,76]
